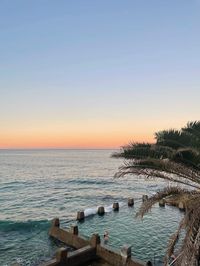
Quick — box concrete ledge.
[49,226,89,249]
[67,245,96,266]
[96,245,145,266]
[40,259,57,266]
[47,218,148,266]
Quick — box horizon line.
[0,147,121,150]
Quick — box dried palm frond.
[136,189,200,266]
[164,218,185,266]
[136,187,192,218]
[175,196,200,265]
[114,159,200,189]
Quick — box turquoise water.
[0,149,183,265]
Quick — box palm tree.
[113,121,200,266]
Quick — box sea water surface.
[0,149,184,265]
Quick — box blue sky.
[0,1,200,148]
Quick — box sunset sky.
[1,1,200,148]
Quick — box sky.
[0,1,200,149]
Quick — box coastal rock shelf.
[42,218,150,266]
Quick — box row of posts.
[77,195,186,221]
[77,195,148,221]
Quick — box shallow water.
[0,149,183,265]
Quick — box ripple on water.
[0,149,183,265]
[76,201,184,263]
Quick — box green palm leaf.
[113,120,200,265]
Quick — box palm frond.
[111,143,174,160]
[173,148,200,170]
[113,121,200,265]
[183,121,200,144]
[136,189,200,265]
[164,218,185,266]
[114,159,200,189]
[136,187,191,218]
[176,195,200,265]
[155,129,191,150]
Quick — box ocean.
[0,149,184,265]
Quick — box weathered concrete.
[52,218,60,227]
[113,202,119,211]
[90,234,101,248]
[46,218,147,266]
[178,201,185,211]
[159,199,165,207]
[56,247,68,263]
[41,259,57,266]
[66,245,96,266]
[70,225,79,235]
[96,245,145,266]
[142,195,148,202]
[98,206,105,215]
[49,222,89,249]
[121,244,132,258]
[76,211,85,221]
[128,198,134,207]
[43,245,96,266]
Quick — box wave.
[0,219,50,233]
[67,178,115,185]
[84,202,124,217]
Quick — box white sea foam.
[104,204,113,213]
[0,149,172,266]
[84,202,124,217]
[119,202,125,207]
[84,207,98,217]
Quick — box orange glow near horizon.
[0,118,160,149]
[1,117,194,149]
[1,1,200,150]
[0,131,155,149]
